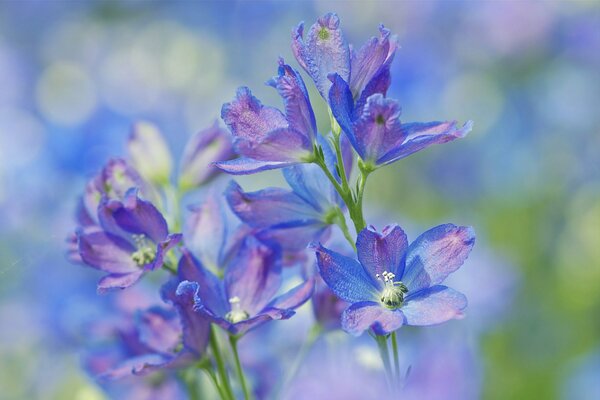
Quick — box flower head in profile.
[313,224,475,335]
[176,236,314,336]
[217,58,317,174]
[77,189,181,293]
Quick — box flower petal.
[403,224,475,292]
[377,120,473,165]
[328,73,359,151]
[341,301,404,336]
[256,224,329,252]
[267,277,315,310]
[135,307,181,354]
[214,157,296,175]
[184,194,227,271]
[313,243,378,303]
[356,224,408,281]
[78,230,137,273]
[235,127,313,162]
[97,271,144,294]
[173,280,211,356]
[128,121,172,185]
[401,286,467,326]
[267,58,317,141]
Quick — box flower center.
[131,234,156,266]
[375,114,386,125]
[318,27,330,40]
[226,296,249,323]
[376,271,408,310]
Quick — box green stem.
[391,331,401,389]
[374,334,394,392]
[274,324,322,399]
[334,208,356,251]
[209,325,235,400]
[229,335,252,400]
[202,365,229,400]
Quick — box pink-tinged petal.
[267,58,317,141]
[377,120,473,165]
[304,13,351,99]
[403,224,475,292]
[78,231,137,273]
[291,21,309,71]
[97,354,169,381]
[401,286,467,326]
[136,307,181,354]
[349,25,396,98]
[224,237,281,316]
[313,243,379,303]
[235,127,313,162]
[97,270,145,294]
[353,94,403,162]
[357,224,408,281]
[214,158,297,175]
[221,86,287,143]
[341,301,404,336]
[178,121,236,190]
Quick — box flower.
[176,236,314,336]
[77,189,181,293]
[178,121,235,191]
[216,58,317,175]
[128,121,173,185]
[313,224,475,335]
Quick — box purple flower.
[178,121,236,191]
[176,237,314,336]
[216,59,317,175]
[329,79,473,169]
[313,224,475,336]
[292,12,351,99]
[77,189,181,293]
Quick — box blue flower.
[313,224,475,336]
[216,58,317,175]
[176,236,314,336]
[77,189,181,293]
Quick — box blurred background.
[0,1,598,399]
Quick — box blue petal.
[356,224,408,282]
[402,285,467,326]
[341,301,404,336]
[313,243,379,303]
[214,157,297,175]
[234,127,313,162]
[328,73,359,152]
[402,224,475,292]
[77,230,137,273]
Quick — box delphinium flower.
[216,58,319,174]
[313,224,474,335]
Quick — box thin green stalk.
[333,208,356,250]
[274,324,322,399]
[391,331,401,389]
[229,335,252,400]
[203,365,229,400]
[210,325,235,400]
[374,334,394,392]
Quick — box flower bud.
[128,121,173,185]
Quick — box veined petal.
[78,231,138,273]
[403,224,475,292]
[235,127,312,162]
[305,13,351,99]
[341,301,404,336]
[328,73,359,152]
[221,86,287,144]
[267,58,317,141]
[226,181,322,229]
[356,224,408,281]
[215,158,296,175]
[377,120,473,165]
[313,243,379,303]
[224,237,282,316]
[402,286,467,326]
[353,94,403,162]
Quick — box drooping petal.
[99,190,168,243]
[356,224,408,281]
[97,354,170,381]
[178,122,235,191]
[235,127,312,162]
[221,86,287,145]
[173,280,211,356]
[353,94,403,163]
[341,301,404,336]
[267,58,317,141]
[401,286,467,326]
[226,181,322,229]
[402,224,475,292]
[177,249,228,316]
[349,25,396,98]
[78,231,138,273]
[266,277,315,310]
[215,157,297,175]
[313,243,379,303]
[328,73,358,151]
[224,236,282,316]
[97,271,145,294]
[128,121,173,185]
[303,13,351,99]
[184,194,227,271]
[377,120,473,166]
[135,307,181,354]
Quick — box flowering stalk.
[229,335,252,400]
[209,326,235,400]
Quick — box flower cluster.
[70,12,474,399]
